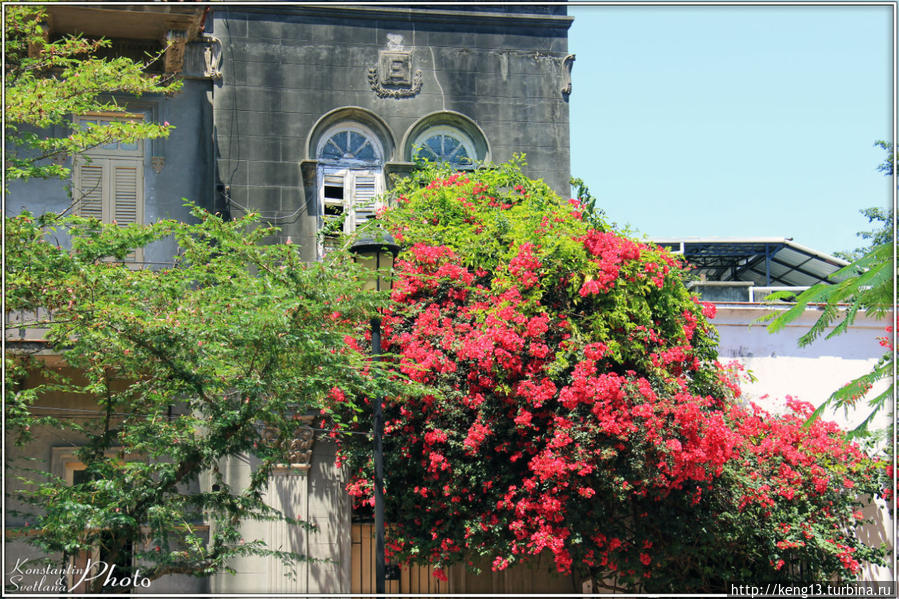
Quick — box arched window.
[315,124,385,254]
[403,113,489,168]
[318,128,381,164]
[411,126,476,166]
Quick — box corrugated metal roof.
[651,238,848,287]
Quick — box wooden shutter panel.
[76,163,105,220]
[112,163,140,225]
[321,172,347,253]
[112,160,142,262]
[352,174,378,227]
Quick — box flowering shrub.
[334,159,887,591]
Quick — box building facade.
[5,4,577,594]
[210,5,573,259]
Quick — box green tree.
[4,6,399,591]
[4,4,175,183]
[6,210,394,591]
[834,141,894,262]
[834,206,893,262]
[764,243,893,436]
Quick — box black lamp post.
[348,233,399,595]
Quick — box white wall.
[713,304,891,430]
[712,303,893,581]
[209,439,351,593]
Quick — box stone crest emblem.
[369,49,422,98]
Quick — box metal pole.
[371,317,386,594]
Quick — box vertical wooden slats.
[350,523,446,597]
[76,163,105,219]
[349,523,575,595]
[113,164,139,225]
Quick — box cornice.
[218,5,573,31]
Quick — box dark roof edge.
[218,5,574,30]
[651,237,849,268]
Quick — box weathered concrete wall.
[211,6,572,258]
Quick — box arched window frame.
[411,125,477,167]
[315,123,384,167]
[314,123,385,256]
[402,112,490,169]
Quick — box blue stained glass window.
[319,128,380,163]
[415,133,473,165]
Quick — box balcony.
[42,4,207,73]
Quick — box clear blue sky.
[568,4,894,256]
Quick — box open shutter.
[317,166,384,258]
[321,172,347,253]
[75,163,105,220]
[351,174,378,228]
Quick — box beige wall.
[209,439,352,593]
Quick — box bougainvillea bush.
[332,159,888,592]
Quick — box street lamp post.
[348,234,399,595]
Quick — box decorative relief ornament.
[369,50,422,98]
[561,54,576,97]
[262,415,316,472]
[151,156,166,174]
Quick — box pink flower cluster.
[333,170,884,586]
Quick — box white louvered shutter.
[351,174,378,229]
[112,160,142,262]
[73,157,143,262]
[112,162,140,226]
[76,163,105,220]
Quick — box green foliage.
[764,242,894,436]
[834,206,894,262]
[5,209,399,590]
[569,176,608,228]
[835,142,893,261]
[386,158,721,374]
[766,140,895,437]
[4,5,177,182]
[4,8,404,588]
[337,160,887,591]
[874,140,895,177]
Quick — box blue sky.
[568,4,894,256]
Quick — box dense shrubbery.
[332,159,888,592]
